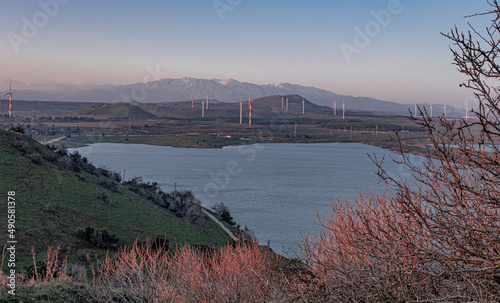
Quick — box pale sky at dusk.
[0,1,492,106]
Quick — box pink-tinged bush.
[88,240,290,302]
[302,2,500,301]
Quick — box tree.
[9,125,25,134]
[302,2,500,301]
[212,202,235,225]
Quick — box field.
[0,96,432,154]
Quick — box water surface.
[72,143,416,255]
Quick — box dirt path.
[202,209,239,242]
[40,136,67,145]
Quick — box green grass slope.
[0,129,236,272]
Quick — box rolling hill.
[67,102,159,119]
[10,77,457,115]
[0,129,237,272]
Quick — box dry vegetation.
[2,2,500,302]
[302,2,500,301]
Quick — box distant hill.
[0,129,236,271]
[67,102,159,119]
[9,77,458,116]
[132,94,331,121]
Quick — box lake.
[71,142,420,255]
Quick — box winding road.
[40,136,66,145]
[202,209,239,242]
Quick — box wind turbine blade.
[9,78,12,92]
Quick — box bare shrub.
[43,150,59,162]
[99,176,119,193]
[63,263,87,282]
[95,188,111,204]
[240,225,258,243]
[170,241,288,302]
[302,2,500,301]
[77,227,120,250]
[14,140,30,154]
[26,246,69,282]
[27,153,43,164]
[86,240,290,302]
[165,190,205,221]
[56,155,72,170]
[301,193,469,302]
[87,241,180,302]
[109,170,122,183]
[212,202,236,225]
[0,247,91,302]
[9,125,25,134]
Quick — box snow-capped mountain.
[11,77,441,115]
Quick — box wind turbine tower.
[206,94,208,110]
[191,95,194,109]
[248,97,252,128]
[430,103,433,117]
[8,79,13,118]
[286,97,289,112]
[465,105,468,120]
[281,96,284,110]
[239,100,242,124]
[342,101,345,120]
[202,101,205,117]
[302,98,305,114]
[334,100,336,116]
[444,105,447,118]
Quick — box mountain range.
[10,77,456,116]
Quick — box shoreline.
[55,132,431,159]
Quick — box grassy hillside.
[0,129,237,272]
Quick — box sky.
[0,0,493,106]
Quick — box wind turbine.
[239,99,242,124]
[0,88,4,116]
[248,96,252,128]
[342,101,345,119]
[8,79,13,118]
[0,89,3,116]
